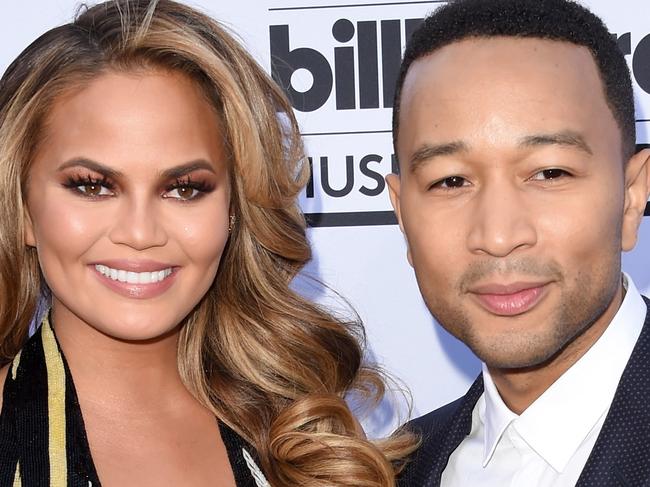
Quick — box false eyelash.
[62,174,115,190]
[165,176,215,194]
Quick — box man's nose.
[466,181,537,257]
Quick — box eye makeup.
[163,175,216,201]
[59,168,217,202]
[61,173,115,198]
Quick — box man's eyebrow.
[518,131,593,155]
[409,141,469,173]
[57,158,123,179]
[160,160,217,179]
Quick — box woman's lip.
[91,266,178,299]
[470,283,549,316]
[90,259,175,272]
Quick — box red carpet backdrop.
[1,0,649,436]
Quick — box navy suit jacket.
[398,298,650,487]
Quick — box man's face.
[389,37,645,369]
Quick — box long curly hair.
[0,1,417,484]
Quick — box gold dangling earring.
[228,214,236,233]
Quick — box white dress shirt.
[441,275,647,487]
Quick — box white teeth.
[95,264,173,284]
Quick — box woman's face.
[25,70,231,341]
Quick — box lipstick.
[90,260,178,299]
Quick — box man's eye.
[430,176,468,190]
[531,168,571,181]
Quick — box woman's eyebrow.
[56,158,217,180]
[57,157,123,178]
[160,160,216,179]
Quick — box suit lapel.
[403,376,484,487]
[576,298,650,487]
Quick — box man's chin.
[466,336,562,371]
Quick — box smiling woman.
[0,1,416,486]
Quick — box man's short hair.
[392,0,635,161]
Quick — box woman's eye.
[63,176,114,197]
[164,186,201,200]
[531,168,570,181]
[164,177,214,201]
[430,176,468,190]
[77,183,113,196]
[63,175,115,199]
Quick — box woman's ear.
[24,205,36,247]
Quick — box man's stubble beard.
[420,256,622,370]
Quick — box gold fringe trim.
[12,461,20,487]
[10,350,21,380]
[42,316,68,486]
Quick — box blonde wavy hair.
[0,0,417,485]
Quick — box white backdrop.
[2,0,649,437]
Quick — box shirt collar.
[479,362,517,466]
[480,274,646,471]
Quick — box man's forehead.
[398,36,604,125]
[395,36,620,163]
[403,36,597,89]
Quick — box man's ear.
[386,173,403,231]
[23,204,36,248]
[386,173,413,266]
[622,148,650,251]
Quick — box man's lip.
[468,282,551,316]
[88,259,176,272]
[468,281,551,295]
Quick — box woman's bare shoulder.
[0,364,9,413]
